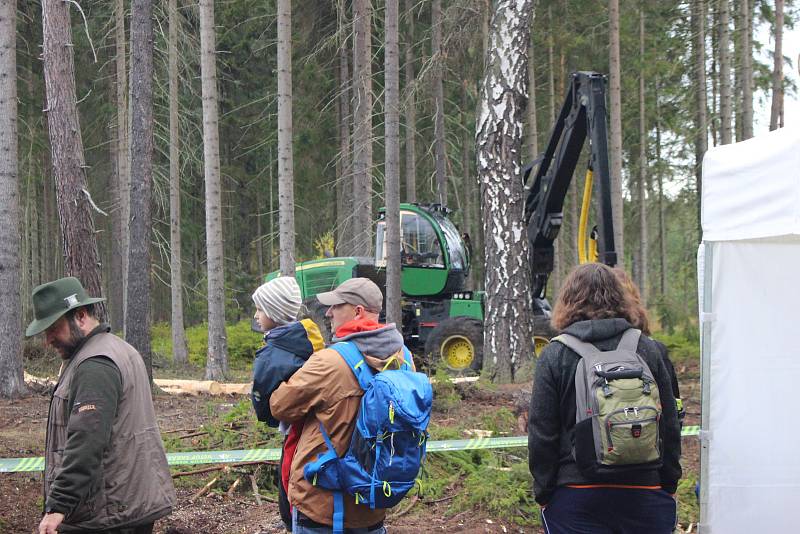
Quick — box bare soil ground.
[0,360,700,534]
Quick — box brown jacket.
[45,331,176,531]
[271,322,409,528]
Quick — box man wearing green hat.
[27,277,176,534]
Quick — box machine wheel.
[425,317,484,373]
[307,300,332,344]
[532,315,557,357]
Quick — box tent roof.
[701,125,800,241]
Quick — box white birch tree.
[476,0,534,383]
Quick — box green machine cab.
[264,203,531,373]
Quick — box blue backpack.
[303,341,433,534]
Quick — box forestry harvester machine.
[261,71,617,373]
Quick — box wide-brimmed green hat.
[26,277,106,337]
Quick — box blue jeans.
[291,508,387,534]
[541,486,677,534]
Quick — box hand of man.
[39,512,65,534]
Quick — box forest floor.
[0,356,700,534]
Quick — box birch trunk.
[200,0,228,379]
[352,0,373,256]
[42,0,107,321]
[404,0,416,203]
[770,0,784,131]
[476,0,534,383]
[0,0,25,398]
[168,0,188,365]
[277,0,295,275]
[385,0,402,326]
[719,0,732,144]
[609,0,625,264]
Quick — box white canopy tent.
[699,124,800,533]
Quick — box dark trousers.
[541,487,676,534]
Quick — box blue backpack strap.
[401,346,414,370]
[330,342,374,390]
[310,422,344,534]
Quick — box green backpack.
[553,329,663,477]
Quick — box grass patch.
[419,447,539,526]
[651,329,700,363]
[152,320,263,370]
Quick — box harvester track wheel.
[425,317,484,373]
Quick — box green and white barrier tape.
[0,426,700,474]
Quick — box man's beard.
[52,319,87,359]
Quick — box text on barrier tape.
[0,426,700,474]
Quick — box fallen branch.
[226,478,241,499]
[423,494,455,505]
[250,473,262,506]
[171,460,278,478]
[388,495,418,519]
[190,476,219,502]
[178,431,208,439]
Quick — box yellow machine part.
[577,168,599,264]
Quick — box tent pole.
[698,241,714,533]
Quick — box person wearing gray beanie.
[250,275,323,531]
[252,276,302,330]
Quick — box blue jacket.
[252,319,324,426]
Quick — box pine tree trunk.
[637,5,647,303]
[127,0,155,379]
[0,0,25,398]
[336,6,352,256]
[404,0,416,203]
[770,0,784,131]
[200,0,228,380]
[42,0,107,322]
[277,0,295,275]
[608,0,625,264]
[527,36,538,159]
[655,89,667,296]
[461,79,476,288]
[352,0,373,256]
[385,0,402,326]
[547,6,560,295]
[719,0,732,144]
[113,0,129,331]
[476,0,534,383]
[740,0,753,139]
[693,0,707,240]
[168,0,188,365]
[432,0,447,205]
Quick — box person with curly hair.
[528,263,682,534]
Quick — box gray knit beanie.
[252,277,302,325]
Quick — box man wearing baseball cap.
[27,277,175,534]
[270,278,410,533]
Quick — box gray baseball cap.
[316,278,383,313]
